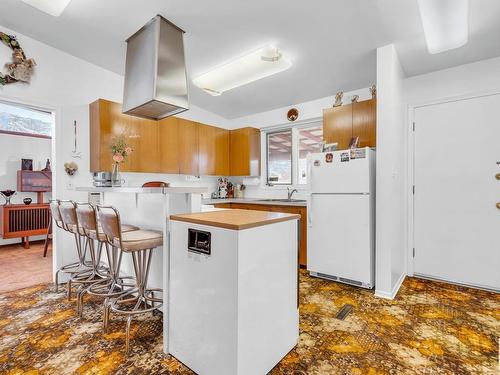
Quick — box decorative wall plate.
[287,108,299,122]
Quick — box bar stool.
[97,205,163,353]
[50,200,92,296]
[75,203,138,318]
[59,200,107,301]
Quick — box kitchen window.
[0,100,53,138]
[267,130,292,185]
[265,122,323,186]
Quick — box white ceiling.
[1,0,500,119]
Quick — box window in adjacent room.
[266,130,292,185]
[0,100,53,138]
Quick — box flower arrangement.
[110,135,133,164]
[110,135,132,187]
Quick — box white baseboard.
[375,273,406,300]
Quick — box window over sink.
[265,122,323,186]
[266,130,292,185]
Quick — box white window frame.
[261,117,322,190]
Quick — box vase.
[0,190,16,205]
[111,163,123,187]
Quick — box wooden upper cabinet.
[198,123,217,176]
[199,124,230,176]
[229,127,261,176]
[323,104,353,150]
[158,116,179,174]
[90,99,256,176]
[90,99,159,173]
[352,98,376,148]
[323,98,376,150]
[214,127,230,176]
[178,118,199,175]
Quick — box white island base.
[169,209,300,375]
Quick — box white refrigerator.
[307,148,375,289]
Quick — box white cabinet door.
[307,194,374,286]
[414,94,500,290]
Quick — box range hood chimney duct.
[122,15,189,120]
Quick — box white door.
[308,194,374,287]
[413,94,500,291]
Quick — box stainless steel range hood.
[122,15,189,120]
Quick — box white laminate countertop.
[202,197,307,207]
[76,186,207,194]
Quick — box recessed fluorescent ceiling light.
[417,0,469,54]
[193,45,292,96]
[21,0,72,16]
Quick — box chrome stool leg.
[74,202,139,319]
[109,248,163,354]
[96,205,162,353]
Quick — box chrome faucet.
[287,187,298,200]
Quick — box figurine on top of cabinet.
[333,91,343,107]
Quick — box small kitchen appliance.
[92,172,113,187]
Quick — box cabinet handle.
[496,173,500,180]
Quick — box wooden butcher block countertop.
[170,209,301,230]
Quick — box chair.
[50,200,92,296]
[43,216,52,258]
[97,205,163,353]
[58,200,106,300]
[74,202,138,318]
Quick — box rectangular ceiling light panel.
[21,0,72,16]
[193,45,292,96]
[417,0,469,54]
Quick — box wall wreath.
[0,32,36,86]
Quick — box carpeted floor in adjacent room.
[0,271,498,374]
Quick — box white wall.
[231,87,372,200]
[0,132,51,245]
[375,44,407,299]
[0,24,235,280]
[233,88,371,129]
[404,55,500,104]
[403,55,500,277]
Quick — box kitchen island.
[204,198,308,267]
[169,209,300,375]
[75,186,206,354]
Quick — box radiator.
[0,204,50,239]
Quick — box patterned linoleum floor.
[0,272,498,375]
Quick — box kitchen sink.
[258,199,307,203]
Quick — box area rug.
[0,272,498,374]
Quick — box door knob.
[497,202,500,210]
[496,173,500,180]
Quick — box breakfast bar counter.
[75,185,206,354]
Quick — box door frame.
[406,88,500,279]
